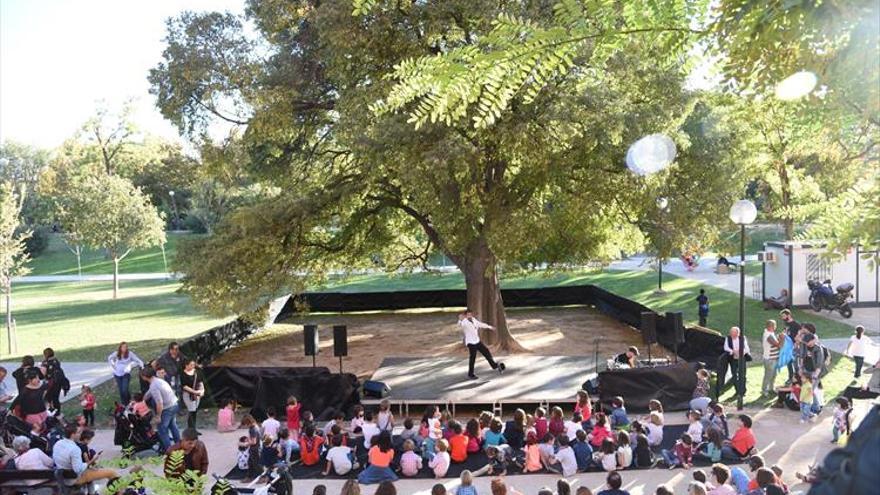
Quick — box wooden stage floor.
[364,355,596,406]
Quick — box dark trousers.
[187,411,198,429]
[729,359,745,395]
[699,314,707,326]
[45,382,62,411]
[83,409,94,426]
[854,357,865,378]
[467,342,497,376]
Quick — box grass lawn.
[26,232,200,276]
[4,280,226,362]
[322,269,855,342]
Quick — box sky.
[0,0,246,149]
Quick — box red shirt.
[299,434,324,466]
[730,427,756,456]
[548,418,565,437]
[286,403,302,430]
[449,434,469,462]
[466,434,482,453]
[574,401,592,422]
[82,393,95,411]
[535,418,548,439]
[589,425,612,448]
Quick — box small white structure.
[761,241,879,308]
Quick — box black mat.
[222,424,742,481]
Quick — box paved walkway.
[608,255,762,299]
[0,361,112,403]
[13,273,177,283]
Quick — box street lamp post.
[168,190,180,230]
[729,199,757,410]
[656,197,669,294]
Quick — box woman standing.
[41,348,67,410]
[845,326,875,379]
[10,370,48,429]
[11,356,43,394]
[108,342,144,404]
[180,359,205,430]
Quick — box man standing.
[779,310,800,384]
[458,310,505,380]
[157,342,186,393]
[761,320,781,396]
[696,289,710,327]
[724,327,750,396]
[142,367,181,452]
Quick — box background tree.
[153,0,744,350]
[0,182,31,354]
[83,101,138,176]
[57,174,166,299]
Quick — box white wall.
[857,249,879,303]
[792,247,809,306]
[785,245,879,306]
[763,245,788,301]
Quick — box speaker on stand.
[333,325,348,374]
[641,311,657,364]
[304,324,319,367]
[665,311,685,363]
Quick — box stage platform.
[363,355,596,416]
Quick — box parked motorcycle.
[807,279,854,318]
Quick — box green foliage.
[0,182,31,283]
[21,224,50,257]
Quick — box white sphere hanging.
[775,71,817,101]
[626,134,677,176]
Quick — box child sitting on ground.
[646,412,664,447]
[575,389,593,425]
[523,432,542,473]
[593,438,617,472]
[323,434,354,476]
[696,426,723,463]
[587,412,613,449]
[428,439,450,478]
[216,398,235,432]
[399,439,423,477]
[662,432,695,470]
[564,412,585,441]
[236,436,251,472]
[322,411,346,437]
[534,407,549,440]
[548,406,565,437]
[538,433,558,472]
[633,433,654,468]
[616,430,632,470]
[572,429,593,472]
[299,424,325,466]
[610,397,630,429]
[687,410,704,441]
[448,421,469,463]
[455,470,477,495]
[702,403,729,438]
[485,444,510,476]
[350,405,365,435]
[400,417,421,447]
[278,428,299,463]
[377,399,394,432]
[260,434,282,469]
[483,418,506,448]
[555,435,578,477]
[647,399,664,424]
[422,406,443,460]
[465,418,482,453]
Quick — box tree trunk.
[113,258,119,299]
[777,162,794,240]
[5,282,11,355]
[76,246,82,281]
[461,240,527,352]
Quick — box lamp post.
[729,199,757,410]
[655,197,669,294]
[168,190,180,230]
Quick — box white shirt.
[459,317,491,345]
[107,351,144,377]
[326,446,353,474]
[361,421,380,449]
[687,421,703,441]
[555,446,578,476]
[52,438,86,475]
[377,410,393,431]
[15,448,54,470]
[708,484,737,495]
[563,420,583,441]
[849,335,873,357]
[724,335,750,358]
[646,422,664,446]
[617,445,633,469]
[762,329,780,360]
[262,417,281,439]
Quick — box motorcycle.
[807,279,854,318]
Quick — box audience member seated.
[597,471,631,495]
[165,427,209,478]
[52,423,119,487]
[763,289,790,310]
[722,415,756,461]
[11,435,54,472]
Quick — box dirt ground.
[212,306,659,378]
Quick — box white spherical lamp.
[729,199,757,225]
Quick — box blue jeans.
[831,424,840,442]
[159,404,181,451]
[660,449,678,467]
[800,402,814,421]
[721,445,745,461]
[114,374,131,404]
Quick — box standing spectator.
[723,327,750,397]
[180,359,205,430]
[761,320,781,396]
[53,423,119,486]
[80,385,96,427]
[10,370,47,429]
[845,326,874,379]
[12,356,43,394]
[141,366,181,452]
[164,428,209,478]
[597,471,630,495]
[107,342,144,404]
[158,342,186,393]
[0,366,13,406]
[779,310,800,384]
[41,348,68,411]
[697,289,710,327]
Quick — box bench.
[0,469,80,494]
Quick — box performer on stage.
[458,310,506,380]
[614,346,640,368]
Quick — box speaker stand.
[674,341,678,363]
[647,342,652,364]
[339,356,343,374]
[312,355,316,368]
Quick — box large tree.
[56,174,166,299]
[153,0,744,350]
[0,182,31,354]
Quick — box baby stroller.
[0,408,49,454]
[113,407,159,455]
[210,464,293,495]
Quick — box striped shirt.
[763,330,780,360]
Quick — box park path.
[1,361,112,404]
[607,254,763,298]
[13,273,178,283]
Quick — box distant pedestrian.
[696,289,709,327]
[845,326,875,379]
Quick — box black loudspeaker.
[363,380,390,399]
[304,324,319,356]
[641,311,658,345]
[666,311,686,344]
[333,325,348,357]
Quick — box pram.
[113,406,160,455]
[0,408,50,454]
